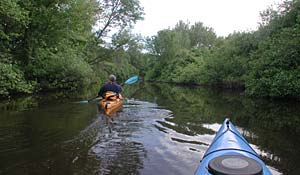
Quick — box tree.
[95,0,144,39]
[245,0,300,97]
[173,20,191,49]
[189,22,217,48]
[0,0,29,63]
[246,27,300,97]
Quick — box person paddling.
[79,75,137,104]
[98,74,122,99]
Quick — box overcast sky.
[133,0,282,37]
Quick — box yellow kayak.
[99,92,123,116]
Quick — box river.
[0,83,299,175]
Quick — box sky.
[133,0,283,37]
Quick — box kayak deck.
[195,119,272,175]
[100,98,122,116]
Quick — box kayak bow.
[195,119,272,175]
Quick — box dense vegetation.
[1,0,299,98]
[144,0,300,98]
[0,0,144,97]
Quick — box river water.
[0,83,299,175]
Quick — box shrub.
[0,63,35,96]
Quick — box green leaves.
[143,0,300,98]
[0,63,34,96]
[245,26,300,97]
[0,0,146,97]
[95,0,144,39]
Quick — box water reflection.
[0,83,299,175]
[129,83,300,175]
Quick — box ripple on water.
[0,96,284,175]
[75,99,205,175]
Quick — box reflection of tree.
[0,96,38,112]
[128,82,300,175]
[0,95,101,174]
[49,111,146,175]
[2,83,298,174]
[236,98,300,174]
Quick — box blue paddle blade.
[77,76,137,104]
[124,75,138,85]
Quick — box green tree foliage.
[0,0,145,97]
[92,29,144,83]
[189,22,217,48]
[144,29,178,80]
[26,42,96,90]
[204,32,258,87]
[246,27,300,97]
[173,20,191,49]
[0,0,31,96]
[0,0,29,63]
[0,63,34,95]
[95,0,144,39]
[144,0,300,98]
[258,0,300,38]
[20,0,99,90]
[245,0,300,97]
[145,21,217,82]
[85,0,145,83]
[3,0,299,98]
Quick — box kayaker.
[98,74,122,98]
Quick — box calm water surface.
[0,83,299,175]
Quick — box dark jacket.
[98,82,122,97]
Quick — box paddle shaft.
[87,96,99,102]
[80,75,138,103]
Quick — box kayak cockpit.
[194,119,272,175]
[208,154,263,175]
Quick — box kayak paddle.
[123,75,138,85]
[78,75,138,104]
